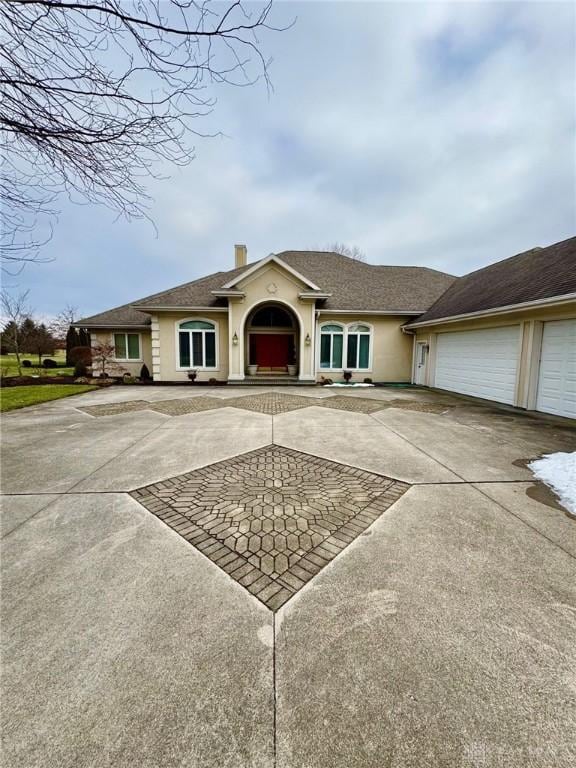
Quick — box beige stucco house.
[77,245,454,385]
[77,236,576,419]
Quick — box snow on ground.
[529,452,576,516]
[324,383,374,388]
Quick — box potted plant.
[343,370,352,383]
[187,369,198,382]
[247,364,258,376]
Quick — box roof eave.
[130,305,226,312]
[406,292,576,328]
[319,309,425,316]
[72,323,151,329]
[210,290,246,298]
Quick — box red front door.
[253,334,291,367]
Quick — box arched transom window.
[178,320,217,369]
[250,306,294,328]
[319,322,372,371]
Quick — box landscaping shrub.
[69,345,92,365]
[22,359,32,368]
[74,360,88,378]
[140,363,152,381]
[42,358,57,368]
[363,377,373,384]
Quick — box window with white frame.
[178,320,217,368]
[319,324,344,369]
[346,324,371,369]
[319,322,372,370]
[114,332,141,361]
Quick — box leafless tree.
[0,288,32,376]
[327,242,367,262]
[1,0,287,266]
[50,304,79,341]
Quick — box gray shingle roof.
[75,301,152,328]
[76,251,456,327]
[410,236,576,325]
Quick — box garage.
[434,326,520,405]
[536,319,576,418]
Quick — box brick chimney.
[235,244,247,268]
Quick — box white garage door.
[435,326,520,405]
[536,319,576,418]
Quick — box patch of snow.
[529,452,576,516]
[324,382,374,388]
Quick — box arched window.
[320,324,344,369]
[178,320,217,368]
[346,324,371,369]
[250,306,293,328]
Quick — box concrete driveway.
[1,386,575,767]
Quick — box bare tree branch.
[1,1,289,266]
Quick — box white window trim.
[345,324,373,371]
[317,322,373,372]
[113,332,143,362]
[318,323,345,371]
[175,317,219,371]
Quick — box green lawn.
[0,385,98,412]
[0,350,74,377]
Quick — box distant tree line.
[1,290,90,375]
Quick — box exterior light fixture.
[305,333,311,346]
[232,332,239,345]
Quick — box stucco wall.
[411,300,576,409]
[155,311,229,382]
[90,330,152,377]
[228,264,316,381]
[316,314,414,382]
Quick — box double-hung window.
[114,332,141,361]
[346,324,371,369]
[320,324,344,369]
[178,320,217,368]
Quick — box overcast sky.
[8,0,576,319]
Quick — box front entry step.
[231,377,315,386]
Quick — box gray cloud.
[13,1,576,316]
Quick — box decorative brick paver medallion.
[131,445,409,610]
[227,392,318,415]
[318,395,387,414]
[148,397,225,416]
[79,400,151,417]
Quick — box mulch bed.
[0,376,112,388]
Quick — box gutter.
[130,305,227,312]
[71,323,150,329]
[405,292,576,329]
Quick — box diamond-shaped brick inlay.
[318,395,387,414]
[80,400,151,417]
[226,392,317,415]
[130,445,409,610]
[148,397,224,415]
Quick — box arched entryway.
[245,302,300,376]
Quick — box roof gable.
[221,254,321,291]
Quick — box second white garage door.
[434,326,520,405]
[536,319,576,418]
